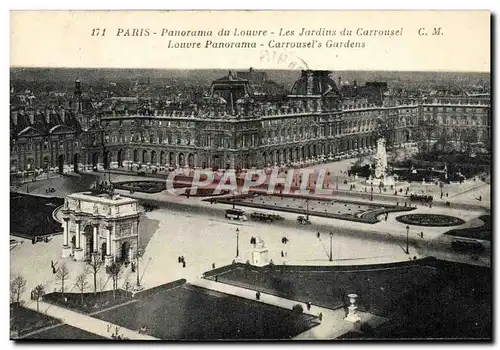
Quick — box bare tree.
[55,263,70,301]
[10,275,27,306]
[85,254,103,295]
[32,284,45,312]
[107,262,122,300]
[74,273,90,305]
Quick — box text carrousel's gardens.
[91,27,405,49]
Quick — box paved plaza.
[10,158,491,340]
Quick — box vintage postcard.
[9,10,491,341]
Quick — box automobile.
[297,215,311,225]
[451,239,484,251]
[250,212,285,222]
[225,208,248,221]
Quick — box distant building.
[10,69,491,175]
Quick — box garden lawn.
[10,193,63,238]
[94,284,319,340]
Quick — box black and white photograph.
[8,9,492,341]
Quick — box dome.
[290,70,340,96]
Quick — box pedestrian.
[178,256,181,263]
[52,266,56,274]
[182,261,186,268]
[181,256,185,263]
[256,291,261,300]
[51,260,54,269]
[281,250,284,257]
[446,193,448,198]
[215,275,218,282]
[212,262,215,269]
[396,201,399,207]
[318,312,323,321]
[420,231,424,238]
[317,232,320,239]
[107,324,111,332]
[307,302,311,311]
[115,326,120,335]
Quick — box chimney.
[60,109,66,123]
[28,110,35,125]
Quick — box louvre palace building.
[10,69,491,176]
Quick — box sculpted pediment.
[49,125,75,135]
[17,126,43,137]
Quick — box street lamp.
[236,228,240,258]
[405,225,410,254]
[329,231,333,262]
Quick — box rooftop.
[67,192,137,206]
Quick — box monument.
[251,237,269,267]
[61,182,141,266]
[371,138,395,187]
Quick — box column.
[73,219,84,261]
[63,218,69,246]
[106,226,112,255]
[105,225,113,266]
[75,220,81,249]
[61,217,72,258]
[92,224,98,253]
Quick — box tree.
[32,284,45,312]
[10,274,27,306]
[107,262,122,300]
[74,273,89,305]
[56,263,70,301]
[85,253,103,295]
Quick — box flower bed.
[396,214,465,227]
[114,181,166,194]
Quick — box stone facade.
[61,192,141,266]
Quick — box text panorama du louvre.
[108,27,404,49]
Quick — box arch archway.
[103,151,110,169]
[151,150,157,164]
[133,149,139,163]
[169,152,175,166]
[73,154,80,172]
[41,156,49,171]
[178,153,185,167]
[117,149,124,167]
[121,241,131,263]
[57,154,65,174]
[101,242,107,260]
[188,153,195,168]
[160,151,166,165]
[92,153,99,169]
[142,150,148,163]
[83,225,94,260]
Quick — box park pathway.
[190,278,387,340]
[24,300,159,340]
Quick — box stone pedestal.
[252,247,269,267]
[344,293,361,323]
[73,248,84,261]
[61,245,72,259]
